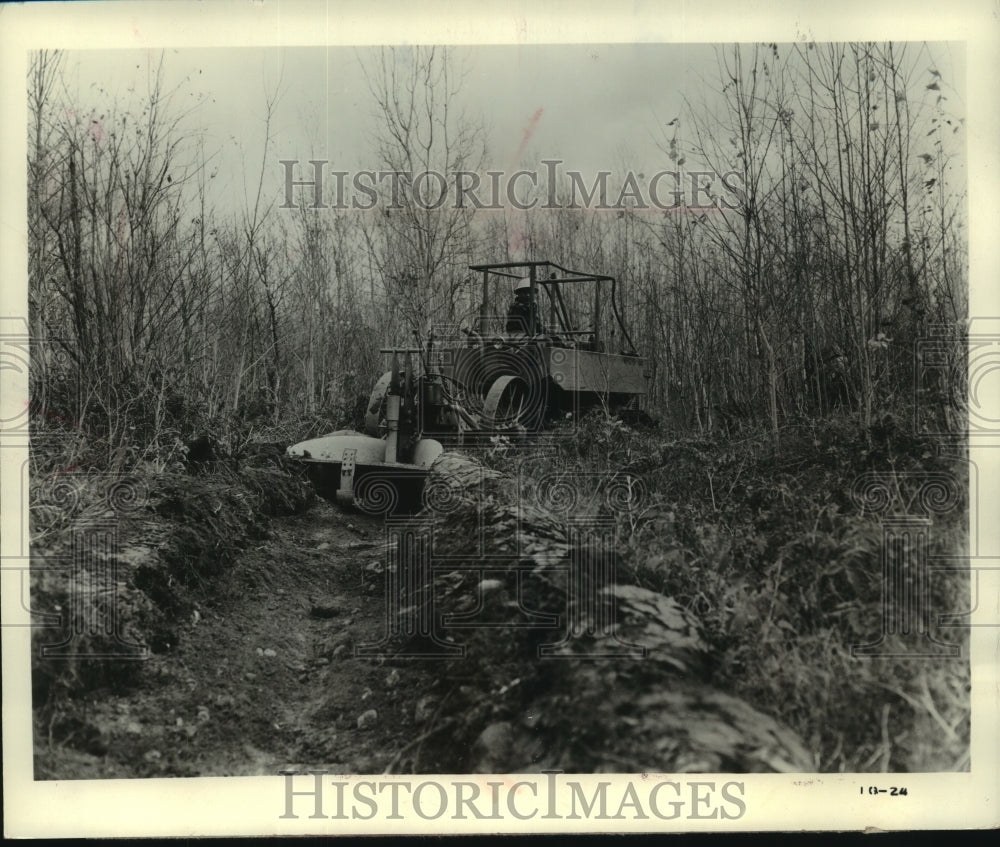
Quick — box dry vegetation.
[383,411,968,773]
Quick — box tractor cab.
[470,261,636,355]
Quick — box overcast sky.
[55,41,964,218]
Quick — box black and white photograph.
[2,0,998,836]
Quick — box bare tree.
[27,50,65,418]
[31,51,208,460]
[359,46,487,340]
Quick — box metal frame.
[469,261,639,356]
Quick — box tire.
[482,374,546,432]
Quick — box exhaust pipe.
[385,352,401,464]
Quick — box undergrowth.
[503,408,970,772]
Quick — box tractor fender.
[286,431,386,464]
[412,438,444,468]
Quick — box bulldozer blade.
[285,431,444,513]
[286,430,387,464]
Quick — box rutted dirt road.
[34,499,440,779]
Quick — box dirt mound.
[30,457,314,724]
[342,451,814,774]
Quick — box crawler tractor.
[286,261,648,510]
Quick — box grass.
[502,408,970,772]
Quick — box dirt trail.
[34,499,439,779]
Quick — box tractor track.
[34,499,438,779]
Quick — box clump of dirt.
[240,465,316,517]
